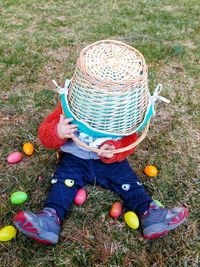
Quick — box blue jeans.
[45,153,152,220]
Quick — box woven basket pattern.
[68,40,149,135]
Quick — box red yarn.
[99,133,138,163]
[38,102,67,149]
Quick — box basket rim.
[61,91,153,137]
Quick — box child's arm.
[38,102,77,149]
[98,133,138,163]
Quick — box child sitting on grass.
[13,41,188,245]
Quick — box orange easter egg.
[144,165,158,177]
[23,143,34,156]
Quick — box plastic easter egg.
[74,188,87,205]
[124,211,139,229]
[109,201,123,218]
[23,143,34,156]
[0,225,17,241]
[10,191,28,205]
[7,152,22,164]
[144,165,158,177]
[153,199,164,207]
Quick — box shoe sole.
[13,211,58,245]
[143,208,188,239]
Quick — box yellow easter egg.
[23,143,34,156]
[0,225,17,241]
[124,211,139,229]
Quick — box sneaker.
[141,201,188,239]
[13,207,60,245]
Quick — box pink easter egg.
[74,188,87,206]
[7,152,22,164]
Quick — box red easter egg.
[74,188,87,206]
[109,201,123,219]
[7,152,22,164]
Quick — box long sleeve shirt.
[38,102,138,163]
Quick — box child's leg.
[14,154,88,244]
[44,154,87,221]
[93,159,152,215]
[93,159,188,239]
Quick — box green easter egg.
[153,199,164,207]
[10,191,28,205]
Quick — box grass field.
[0,0,199,266]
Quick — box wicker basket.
[63,40,149,134]
[58,40,169,153]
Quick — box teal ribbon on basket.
[52,80,170,138]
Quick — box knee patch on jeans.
[51,178,75,187]
[121,184,131,191]
[121,181,143,191]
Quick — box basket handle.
[72,121,150,154]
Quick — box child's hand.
[57,114,78,139]
[98,144,115,159]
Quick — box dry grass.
[0,0,200,266]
